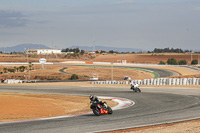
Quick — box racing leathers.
[90,95,107,109]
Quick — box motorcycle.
[130,83,141,92]
[90,101,113,116]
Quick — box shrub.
[158,61,165,65]
[178,60,187,65]
[71,74,79,80]
[191,59,198,65]
[167,58,177,65]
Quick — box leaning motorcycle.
[130,83,141,92]
[90,101,113,116]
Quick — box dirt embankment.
[93,54,200,64]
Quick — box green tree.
[158,61,166,65]
[29,62,33,70]
[16,67,19,72]
[71,74,79,80]
[109,50,116,54]
[8,69,15,73]
[178,60,187,65]
[19,66,23,72]
[8,69,11,72]
[3,68,7,73]
[167,58,177,65]
[80,50,85,55]
[191,59,198,65]
[19,66,26,72]
[14,66,17,72]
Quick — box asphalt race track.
[0,85,200,133]
[115,66,179,77]
[63,64,180,77]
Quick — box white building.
[25,49,61,55]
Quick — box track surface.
[115,66,179,77]
[56,64,179,78]
[0,86,200,133]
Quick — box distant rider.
[89,95,107,108]
[129,80,139,89]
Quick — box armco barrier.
[91,78,200,85]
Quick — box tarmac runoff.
[0,96,134,125]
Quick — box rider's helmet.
[89,95,94,100]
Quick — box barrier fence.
[92,78,200,85]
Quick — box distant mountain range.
[0,44,142,53]
[0,44,51,53]
[69,46,142,53]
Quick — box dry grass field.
[0,53,92,62]
[1,63,199,81]
[92,53,200,64]
[64,66,154,80]
[0,92,117,122]
[0,65,155,81]
[0,65,71,80]
[1,53,199,64]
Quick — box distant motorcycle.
[130,82,141,92]
[90,101,113,116]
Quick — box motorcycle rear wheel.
[93,108,101,116]
[137,88,141,92]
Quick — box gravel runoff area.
[0,91,118,122]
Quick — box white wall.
[37,49,61,54]
[92,78,200,85]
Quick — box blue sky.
[0,0,200,50]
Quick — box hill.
[0,44,51,53]
[69,46,142,53]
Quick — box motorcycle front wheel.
[107,106,113,114]
[136,88,141,92]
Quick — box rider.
[89,95,107,108]
[129,80,139,89]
